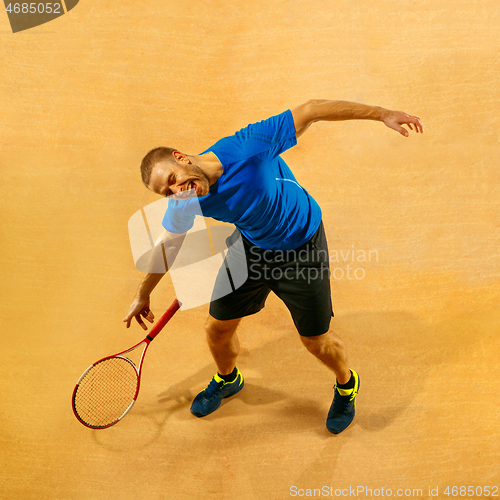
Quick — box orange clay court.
[0,1,499,499]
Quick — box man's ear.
[172,151,191,164]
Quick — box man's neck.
[191,152,223,186]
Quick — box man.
[123,99,423,434]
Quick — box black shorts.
[209,221,333,337]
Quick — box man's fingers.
[391,112,424,135]
[397,115,424,136]
[136,315,148,330]
[123,314,132,328]
[407,115,424,133]
[141,309,155,323]
[406,117,420,133]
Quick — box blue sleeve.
[208,110,297,163]
[162,198,196,234]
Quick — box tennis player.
[124,99,423,434]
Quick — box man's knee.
[300,331,344,357]
[205,315,240,340]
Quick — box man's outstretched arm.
[291,99,424,138]
[123,229,186,330]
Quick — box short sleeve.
[256,109,298,161]
[206,110,297,163]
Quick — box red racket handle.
[146,299,181,341]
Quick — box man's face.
[148,160,210,199]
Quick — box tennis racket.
[72,299,181,429]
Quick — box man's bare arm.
[291,99,424,138]
[123,230,186,330]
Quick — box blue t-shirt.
[162,109,322,251]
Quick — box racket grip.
[147,299,181,340]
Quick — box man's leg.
[204,315,241,375]
[300,329,359,434]
[300,330,351,384]
[190,315,245,417]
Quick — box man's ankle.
[218,366,238,382]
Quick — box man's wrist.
[136,289,150,301]
[376,106,390,122]
[137,273,165,299]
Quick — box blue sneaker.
[326,370,360,434]
[190,368,244,417]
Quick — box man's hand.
[381,109,424,137]
[123,295,155,330]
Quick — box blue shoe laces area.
[332,388,352,414]
[203,378,225,398]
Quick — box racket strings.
[73,357,139,428]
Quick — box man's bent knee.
[300,331,344,357]
[205,315,241,339]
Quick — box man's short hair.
[140,147,176,186]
